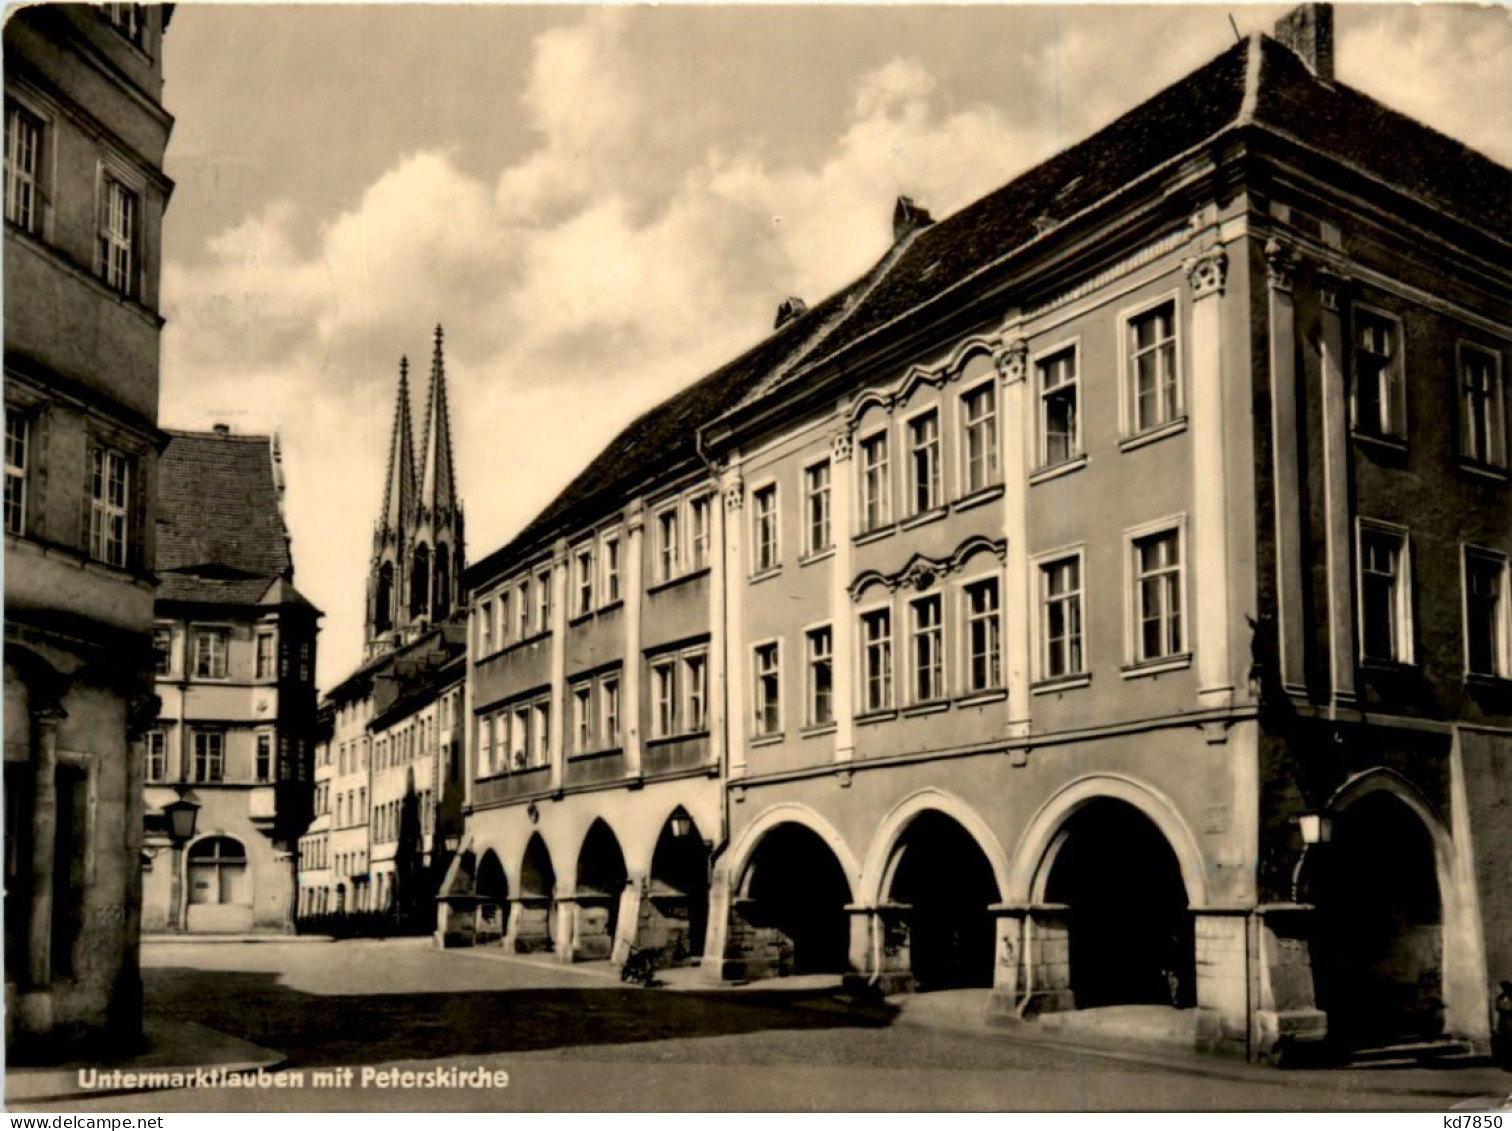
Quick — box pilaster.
[831,421,856,762]
[722,464,748,778]
[1316,265,1357,708]
[994,329,1032,739]
[548,539,569,792]
[1265,239,1308,696]
[705,488,726,775]
[623,501,645,778]
[26,706,64,997]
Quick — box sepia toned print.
[5,1,1512,1115]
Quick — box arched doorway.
[475,849,508,945]
[1043,799,1194,1009]
[649,808,710,965]
[741,823,851,976]
[1313,791,1445,1047]
[884,811,1000,990]
[575,820,628,960]
[515,834,556,954]
[185,836,252,933]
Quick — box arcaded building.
[4,4,174,1053]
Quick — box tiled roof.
[156,429,315,610]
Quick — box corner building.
[458,6,1511,1062]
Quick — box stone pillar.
[19,705,65,1034]
[1317,266,1357,708]
[722,467,747,778]
[623,502,645,778]
[552,893,576,963]
[1020,904,1073,1017]
[841,903,912,996]
[1185,240,1234,710]
[994,332,1032,739]
[567,893,613,962]
[1250,903,1328,1063]
[705,483,726,775]
[987,904,1028,1014]
[701,867,733,979]
[548,540,569,792]
[612,876,642,965]
[831,424,856,762]
[1193,908,1250,1054]
[1266,239,1308,695]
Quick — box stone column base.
[15,989,54,1037]
[1253,1008,1330,1065]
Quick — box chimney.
[774,296,808,331]
[1274,3,1334,83]
[892,195,934,243]
[212,423,230,435]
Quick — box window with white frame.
[1040,554,1085,679]
[1130,526,1184,663]
[4,410,27,536]
[256,732,274,783]
[98,174,138,297]
[531,699,550,766]
[964,577,1002,692]
[193,730,225,783]
[516,579,531,639]
[1459,344,1506,468]
[860,431,891,531]
[510,706,529,769]
[651,657,677,739]
[104,4,147,48]
[907,410,942,514]
[683,651,707,733]
[861,608,893,713]
[1127,300,1179,433]
[5,102,43,233]
[1465,548,1509,678]
[145,730,167,783]
[191,627,229,680]
[255,630,276,681]
[153,624,173,677]
[910,595,944,702]
[535,568,551,631]
[1353,309,1406,440]
[804,460,831,555]
[690,495,711,572]
[90,445,131,567]
[477,714,496,776]
[601,533,621,603]
[574,545,594,616]
[601,674,621,747]
[753,642,781,737]
[806,625,833,727]
[1359,522,1412,664]
[752,483,779,573]
[1038,347,1080,467]
[961,383,999,494]
[478,599,494,654]
[657,506,680,582]
[571,682,592,753]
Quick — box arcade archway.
[575,820,628,959]
[515,834,557,954]
[648,807,710,965]
[741,822,852,976]
[883,811,1000,990]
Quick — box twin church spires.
[365,325,466,660]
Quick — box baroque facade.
[451,5,1510,1063]
[145,426,321,934]
[4,4,175,1053]
[296,330,468,927]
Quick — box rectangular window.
[908,411,941,514]
[1359,523,1412,663]
[478,715,496,776]
[192,627,229,680]
[753,642,781,737]
[658,507,680,582]
[90,446,130,567]
[575,546,594,616]
[193,731,224,783]
[601,534,621,603]
[516,579,531,639]
[536,569,552,630]
[964,578,1002,692]
[1038,348,1079,467]
[1041,555,1085,679]
[1353,309,1406,439]
[572,683,592,753]
[4,411,27,536]
[911,595,944,703]
[98,175,138,297]
[962,384,999,493]
[531,700,550,767]
[153,625,173,677]
[479,599,494,654]
[862,608,893,713]
[806,626,833,727]
[1459,344,1507,468]
[510,709,529,770]
[145,730,166,783]
[860,431,891,531]
[1132,529,1183,662]
[683,651,707,733]
[651,659,677,739]
[689,495,711,572]
[1465,548,1509,678]
[255,630,276,681]
[1128,301,1179,433]
[5,102,43,233]
[601,675,621,747]
[105,4,147,48]
[805,460,832,555]
[753,484,779,573]
[256,733,273,783]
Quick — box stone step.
[1347,1038,1483,1068]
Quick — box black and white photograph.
[3,0,1512,1115]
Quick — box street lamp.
[163,786,201,933]
[669,811,693,839]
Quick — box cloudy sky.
[156,3,1512,690]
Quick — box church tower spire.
[380,354,417,540]
[412,324,466,623]
[365,355,418,657]
[418,325,458,520]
